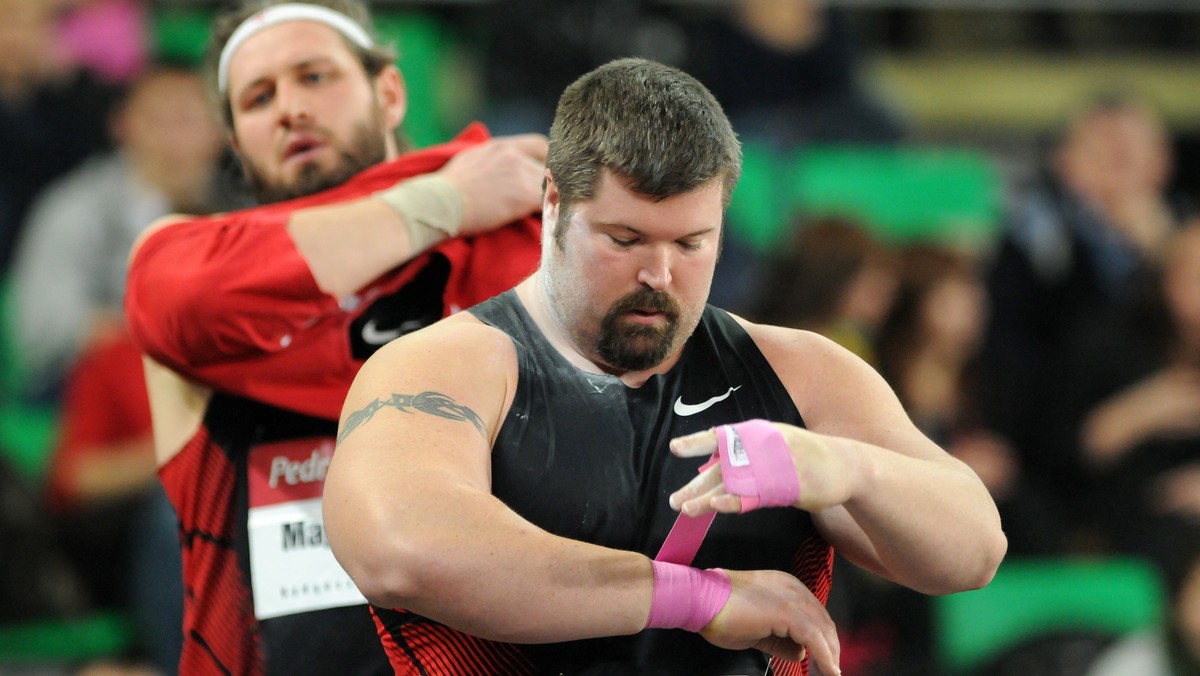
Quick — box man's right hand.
[438,134,548,236]
[701,568,841,676]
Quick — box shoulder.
[735,315,905,436]
[357,312,519,392]
[377,312,514,364]
[735,314,858,378]
[736,314,861,390]
[127,214,193,261]
[345,312,519,445]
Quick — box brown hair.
[877,244,979,384]
[754,216,892,328]
[546,58,741,246]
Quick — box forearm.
[288,187,452,300]
[1080,394,1152,466]
[823,434,1005,594]
[327,474,651,643]
[127,195,458,370]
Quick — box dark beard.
[596,288,681,371]
[244,122,387,204]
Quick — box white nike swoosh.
[361,318,426,345]
[673,386,741,417]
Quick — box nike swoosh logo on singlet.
[361,318,426,345]
[673,386,741,417]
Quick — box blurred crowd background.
[2,1,1200,675]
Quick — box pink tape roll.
[716,419,800,512]
[644,561,731,632]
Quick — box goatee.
[596,288,681,371]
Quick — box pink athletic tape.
[655,456,720,565]
[716,419,800,512]
[644,560,731,632]
[655,510,715,565]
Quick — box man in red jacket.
[123,1,544,673]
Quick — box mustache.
[608,288,680,319]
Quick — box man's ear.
[376,65,407,133]
[542,169,560,221]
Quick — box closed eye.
[243,86,274,110]
[608,235,638,247]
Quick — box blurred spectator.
[1065,219,1200,557]
[879,244,1068,555]
[686,0,905,149]
[829,244,1064,676]
[980,93,1189,534]
[46,331,181,674]
[7,63,224,674]
[0,0,121,273]
[1086,527,1200,676]
[688,0,906,315]
[9,64,227,400]
[46,335,155,588]
[752,216,897,365]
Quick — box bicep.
[333,333,504,479]
[326,324,512,522]
[323,326,515,598]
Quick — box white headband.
[218,3,374,95]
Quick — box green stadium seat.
[0,280,59,485]
[151,6,211,64]
[788,145,1002,245]
[725,142,1003,255]
[372,11,458,149]
[0,613,134,665]
[933,556,1166,675]
[725,142,786,253]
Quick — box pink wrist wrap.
[645,560,731,632]
[717,419,800,512]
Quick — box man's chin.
[597,335,674,372]
[601,351,669,373]
[253,165,351,204]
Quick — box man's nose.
[637,245,673,290]
[275,80,312,127]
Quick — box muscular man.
[122,1,544,673]
[325,58,1006,675]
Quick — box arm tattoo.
[337,391,488,445]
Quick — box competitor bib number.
[247,438,366,620]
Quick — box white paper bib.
[246,437,366,620]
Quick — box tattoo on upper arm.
[337,391,487,445]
